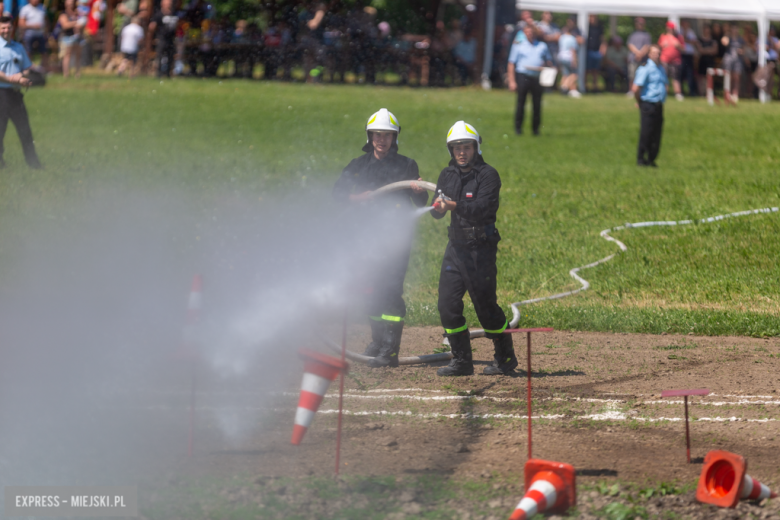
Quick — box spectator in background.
[300,1,326,82]
[231,19,257,78]
[116,14,143,77]
[632,44,667,167]
[58,0,84,78]
[453,28,476,84]
[449,18,464,48]
[768,25,779,64]
[627,17,650,96]
[658,21,684,100]
[0,15,42,169]
[565,16,582,43]
[696,25,718,95]
[768,26,779,98]
[429,20,450,86]
[537,11,560,67]
[113,0,137,61]
[0,1,8,16]
[149,0,179,78]
[585,14,605,92]
[507,25,552,136]
[263,21,285,80]
[742,24,758,98]
[603,36,628,92]
[19,0,48,69]
[713,22,727,61]
[557,23,580,97]
[680,20,698,96]
[721,23,744,102]
[515,10,535,38]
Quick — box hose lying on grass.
[325,181,780,365]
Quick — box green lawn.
[2,76,778,336]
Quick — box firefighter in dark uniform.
[333,108,428,368]
[431,121,516,376]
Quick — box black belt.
[448,224,496,241]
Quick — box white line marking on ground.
[278,392,780,407]
[316,409,778,423]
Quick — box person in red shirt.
[658,21,684,100]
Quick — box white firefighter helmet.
[446,120,482,157]
[365,108,401,143]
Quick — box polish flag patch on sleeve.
[466,193,473,198]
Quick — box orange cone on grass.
[696,450,777,508]
[291,349,348,445]
[509,459,576,520]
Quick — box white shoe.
[675,93,684,101]
[568,90,582,98]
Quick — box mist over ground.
[0,183,426,492]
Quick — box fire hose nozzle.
[435,190,452,209]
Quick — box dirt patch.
[132,328,780,518]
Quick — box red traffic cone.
[291,349,348,445]
[696,450,777,508]
[509,459,576,520]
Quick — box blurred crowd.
[1,0,486,84]
[3,0,780,98]
[510,11,780,99]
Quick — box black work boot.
[437,330,474,376]
[362,319,384,357]
[367,321,402,368]
[483,334,518,375]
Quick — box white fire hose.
[326,180,780,365]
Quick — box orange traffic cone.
[291,349,348,445]
[509,459,576,520]
[696,450,777,508]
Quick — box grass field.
[1,76,778,336]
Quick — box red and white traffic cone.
[741,474,777,501]
[175,275,203,360]
[696,450,777,508]
[291,349,348,445]
[509,459,576,520]
[187,275,202,324]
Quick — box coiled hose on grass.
[326,180,780,365]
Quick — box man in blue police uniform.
[507,25,552,136]
[0,15,42,169]
[632,44,667,167]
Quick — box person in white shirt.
[19,0,48,68]
[557,24,580,97]
[117,15,144,78]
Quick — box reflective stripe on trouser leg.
[483,319,508,334]
[445,324,469,335]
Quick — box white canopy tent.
[508,0,780,100]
